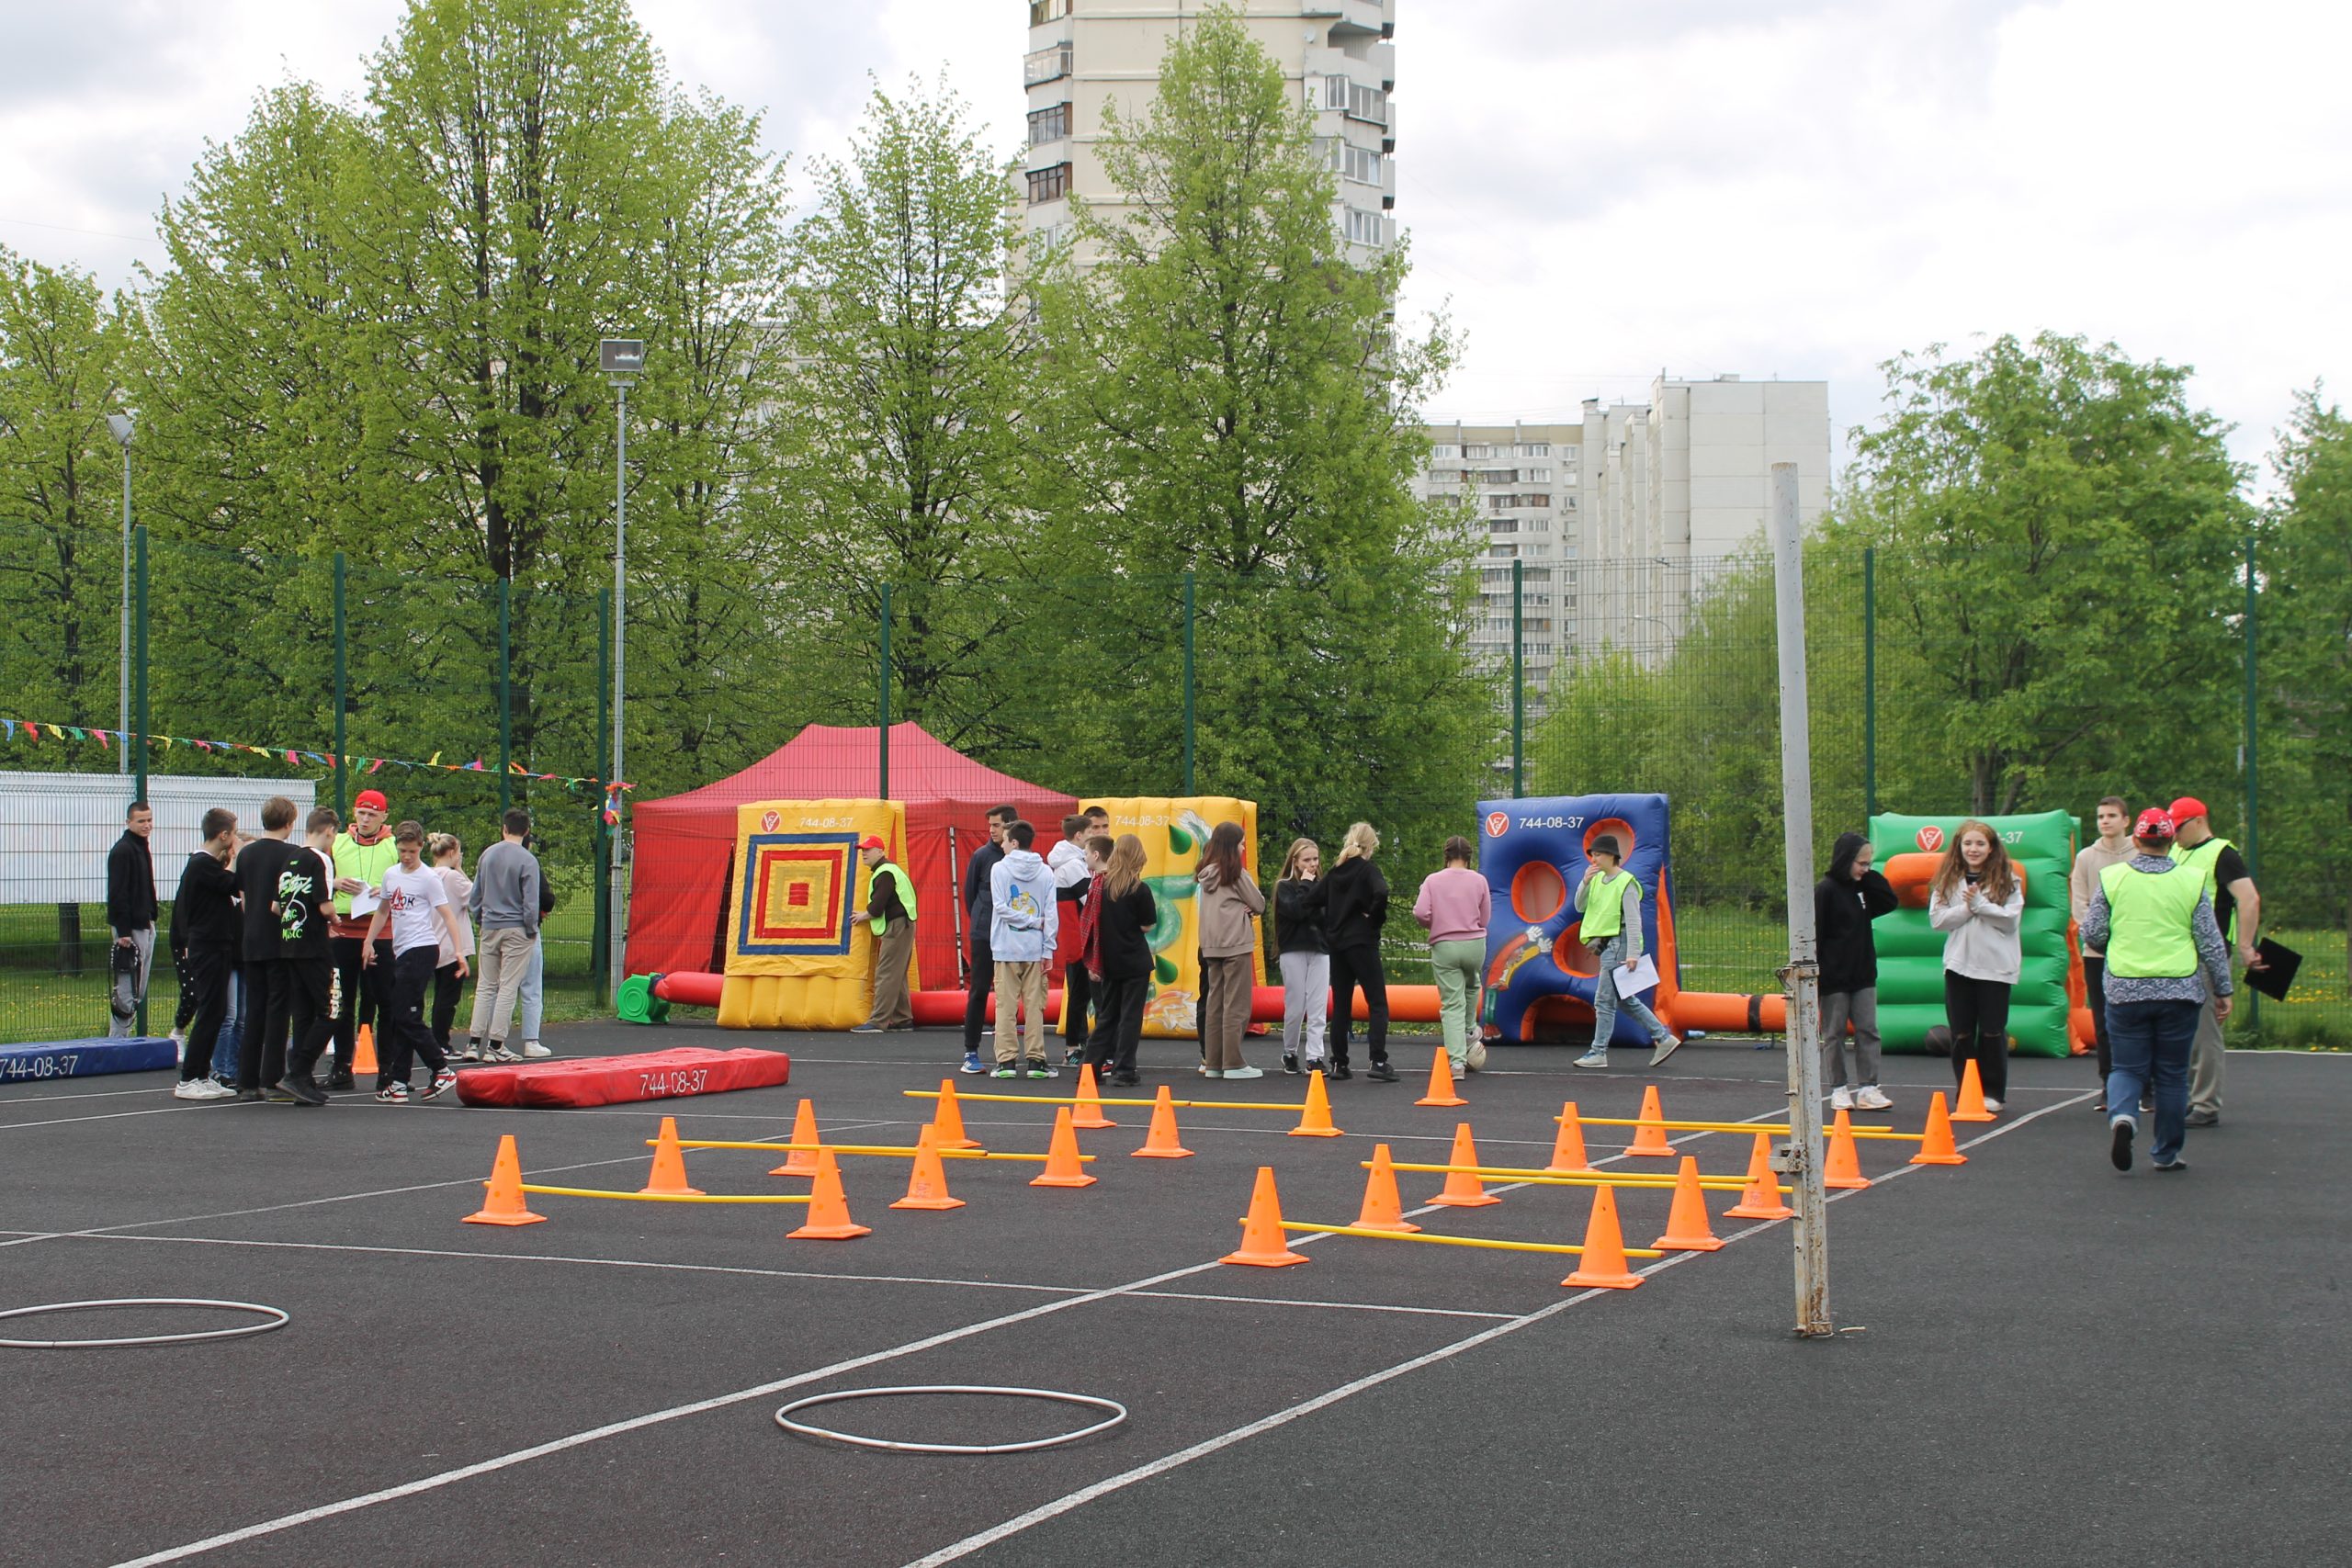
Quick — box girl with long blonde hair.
[1081,834,1158,1087]
[1928,818,2025,1111]
[1272,838,1330,1075]
[1321,822,1396,1081]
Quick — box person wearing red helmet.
[328,788,400,1089]
[2165,795,2263,1127]
[2082,808,2233,1172]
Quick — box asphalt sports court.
[4,1021,2345,1567]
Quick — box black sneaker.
[1026,1061,1055,1079]
[2153,1157,2189,1173]
[265,1088,299,1104]
[326,1071,356,1091]
[236,1088,265,1102]
[1109,1069,1141,1088]
[1331,1062,1353,1081]
[2109,1118,2134,1172]
[1282,1052,1300,1075]
[850,1023,885,1034]
[419,1069,459,1102]
[277,1077,328,1107]
[375,1083,408,1103]
[1365,1060,1400,1084]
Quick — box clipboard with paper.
[1612,952,1660,998]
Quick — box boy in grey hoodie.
[989,820,1059,1078]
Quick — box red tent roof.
[633,722,1062,818]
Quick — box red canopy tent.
[623,723,1079,994]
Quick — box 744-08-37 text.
[639,1068,710,1097]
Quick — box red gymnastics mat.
[452,1046,791,1109]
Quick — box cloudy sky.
[5,0,2347,481]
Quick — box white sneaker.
[521,1041,551,1058]
[1982,1097,2003,1112]
[484,1044,519,1064]
[1830,1085,1854,1112]
[1855,1086,1893,1111]
[1223,1066,1263,1080]
[1573,1048,1610,1068]
[172,1079,212,1100]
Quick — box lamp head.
[107,412,135,448]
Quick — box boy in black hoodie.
[1816,830,1899,1111]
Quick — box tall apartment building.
[1021,0,1397,263]
[1416,375,1829,679]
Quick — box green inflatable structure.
[1867,810,2086,1059]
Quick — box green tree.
[1834,333,2249,817]
[1029,6,1479,854]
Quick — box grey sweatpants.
[1279,950,1329,1062]
[2190,972,2225,1116]
[1819,987,1881,1089]
[108,927,153,1037]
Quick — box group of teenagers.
[850,805,1680,1086]
[104,789,553,1106]
[1813,795,2258,1173]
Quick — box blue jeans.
[2105,997,2198,1165]
[518,936,546,1043]
[1590,932,1671,1050]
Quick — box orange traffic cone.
[1352,1143,1420,1233]
[787,1146,871,1240]
[1564,1185,1644,1290]
[768,1098,823,1177]
[463,1134,547,1226]
[1030,1105,1099,1189]
[1131,1085,1194,1159]
[1071,1064,1117,1130]
[1627,1084,1675,1156]
[892,1124,966,1211]
[931,1077,982,1150]
[1725,1133,1792,1220]
[1823,1107,1871,1190]
[1951,1059,1996,1122]
[1289,1070,1343,1137]
[1415,1046,1468,1108]
[352,1022,379,1077]
[639,1116,704,1196]
[1547,1100,1596,1174]
[1909,1091,1968,1167]
[1652,1156,1724,1251]
[1219,1166,1308,1268]
[1428,1122,1502,1208]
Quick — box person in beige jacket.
[1194,820,1267,1079]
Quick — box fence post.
[333,551,348,810]
[878,583,892,800]
[132,524,150,1036]
[1511,558,1524,797]
[497,577,514,814]
[593,586,612,1000]
[1863,545,1876,818]
[2244,535,2259,1031]
[1182,571,1196,795]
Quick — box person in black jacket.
[1082,834,1159,1087]
[169,808,243,1099]
[1817,830,1898,1111]
[958,805,1017,1074]
[107,800,157,1037]
[1272,838,1330,1076]
[233,796,303,1100]
[1322,821,1397,1083]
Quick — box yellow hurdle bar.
[650,1138,1080,1163]
[1561,1114,1925,1142]
[516,1184,811,1204]
[903,1089,1309,1114]
[1366,1160,1777,1193]
[1281,1220,1665,1259]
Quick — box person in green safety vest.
[2165,796,2263,1128]
[852,835,917,1034]
[2083,807,2233,1173]
[1570,835,1680,1069]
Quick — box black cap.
[1589,834,1622,860]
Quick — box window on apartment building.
[1489,544,1518,558]
[1342,207,1386,246]
[1523,618,1551,633]
[1528,643,1554,657]
[1335,143,1381,185]
[1488,519,1519,534]
[1523,468,1550,482]
[1023,44,1071,85]
[1029,0,1072,24]
[1523,494,1550,508]
[1026,163,1071,204]
[1463,444,1494,459]
[1322,74,1351,110]
[1347,83,1387,124]
[1431,445,1457,459]
[1027,102,1070,146]
[1523,567,1551,582]
[1519,443,1550,457]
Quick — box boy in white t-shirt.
[361,821,469,1103]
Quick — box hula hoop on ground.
[775,1384,1128,1455]
[0,1298,289,1349]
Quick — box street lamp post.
[600,339,642,996]
[107,412,135,773]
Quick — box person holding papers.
[1571,835,1680,1069]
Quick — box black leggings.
[432,961,465,1049]
[1059,960,1092,1045]
[961,933,994,1055]
[1084,972,1148,1076]
[1944,970,2012,1103]
[1329,943,1388,1067]
[2083,955,2110,1084]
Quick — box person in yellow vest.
[851,836,917,1034]
[2165,796,2262,1127]
[1571,835,1681,1068]
[2082,808,2233,1173]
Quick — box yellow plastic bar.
[515,1185,810,1204]
[902,1089,1308,1113]
[652,1139,1076,1163]
[1367,1160,1774,1193]
[1279,1220,1666,1259]
[1561,1114,1923,1142]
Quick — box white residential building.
[1021,0,1396,265]
[1411,422,1583,694]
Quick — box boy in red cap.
[2165,796,2262,1127]
[849,835,916,1033]
[328,789,399,1089]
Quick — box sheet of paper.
[1615,953,1660,996]
[349,887,381,917]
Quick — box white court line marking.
[0,1082,185,1105]
[101,1109,1766,1565]
[0,1100,266,1133]
[1132,1290,1510,1321]
[900,1089,2098,1567]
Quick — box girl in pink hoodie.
[1413,836,1491,1072]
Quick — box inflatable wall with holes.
[1866,811,2089,1057]
[1476,794,1685,1045]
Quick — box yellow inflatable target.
[718,799,908,1031]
